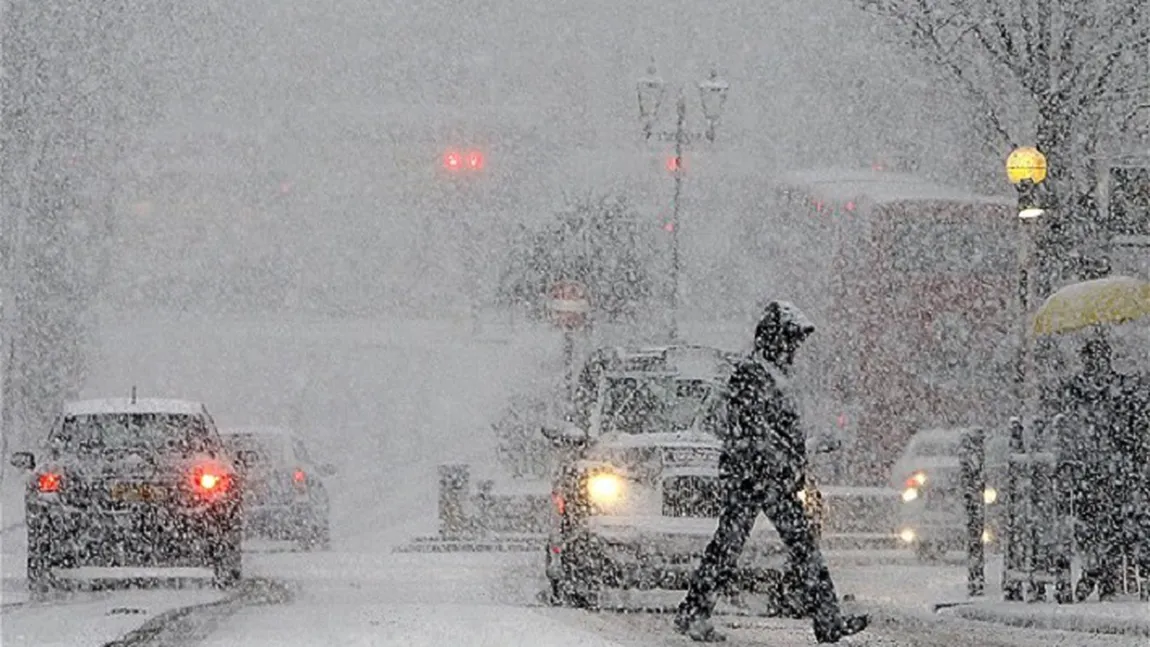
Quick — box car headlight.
[587,472,625,506]
[796,488,807,504]
[899,527,917,544]
[983,487,998,505]
[901,487,919,503]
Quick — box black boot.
[674,612,727,643]
[814,614,869,644]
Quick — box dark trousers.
[679,469,842,634]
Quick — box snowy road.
[3,313,1147,646]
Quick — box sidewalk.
[932,555,1150,638]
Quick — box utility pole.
[668,95,686,343]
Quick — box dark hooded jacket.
[720,301,815,477]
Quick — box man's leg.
[677,484,760,640]
[761,484,865,643]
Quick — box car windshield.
[51,413,213,456]
[911,437,960,457]
[888,218,1014,276]
[601,375,718,434]
[222,434,282,466]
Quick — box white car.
[542,345,826,615]
[891,427,1006,560]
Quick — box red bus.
[762,169,1019,484]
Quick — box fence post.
[1003,416,1026,601]
[961,427,986,597]
[1050,413,1075,603]
[1029,417,1052,601]
[438,463,471,538]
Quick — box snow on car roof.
[219,426,290,437]
[775,168,1014,207]
[63,398,207,416]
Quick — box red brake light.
[293,469,306,483]
[191,464,229,494]
[552,492,566,515]
[466,151,484,170]
[38,472,62,493]
[199,472,221,490]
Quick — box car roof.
[219,426,291,438]
[63,398,207,417]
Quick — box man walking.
[674,301,868,643]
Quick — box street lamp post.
[636,65,729,342]
[1004,145,1049,601]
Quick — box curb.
[938,601,1150,638]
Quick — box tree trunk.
[1035,94,1076,296]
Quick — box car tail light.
[38,472,62,493]
[905,471,927,488]
[552,492,566,516]
[292,469,307,493]
[191,463,230,496]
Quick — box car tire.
[211,524,243,589]
[300,516,332,552]
[546,546,603,610]
[914,541,943,563]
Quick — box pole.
[669,94,686,343]
[563,331,575,403]
[1004,416,1025,600]
[961,427,986,597]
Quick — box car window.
[910,439,959,457]
[602,376,718,434]
[223,434,282,465]
[292,438,312,464]
[52,413,213,456]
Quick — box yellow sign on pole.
[1006,147,1048,185]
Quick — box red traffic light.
[444,150,484,172]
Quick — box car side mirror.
[10,451,35,470]
[540,423,587,446]
[809,437,843,454]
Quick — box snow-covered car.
[541,345,825,611]
[8,398,244,592]
[891,427,1007,560]
[220,427,335,550]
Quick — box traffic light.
[466,151,484,171]
[444,150,484,172]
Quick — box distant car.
[8,398,244,592]
[891,427,1007,561]
[542,345,828,614]
[220,427,334,550]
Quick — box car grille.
[662,476,724,518]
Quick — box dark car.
[220,427,334,550]
[8,398,244,592]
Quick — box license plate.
[110,482,167,502]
